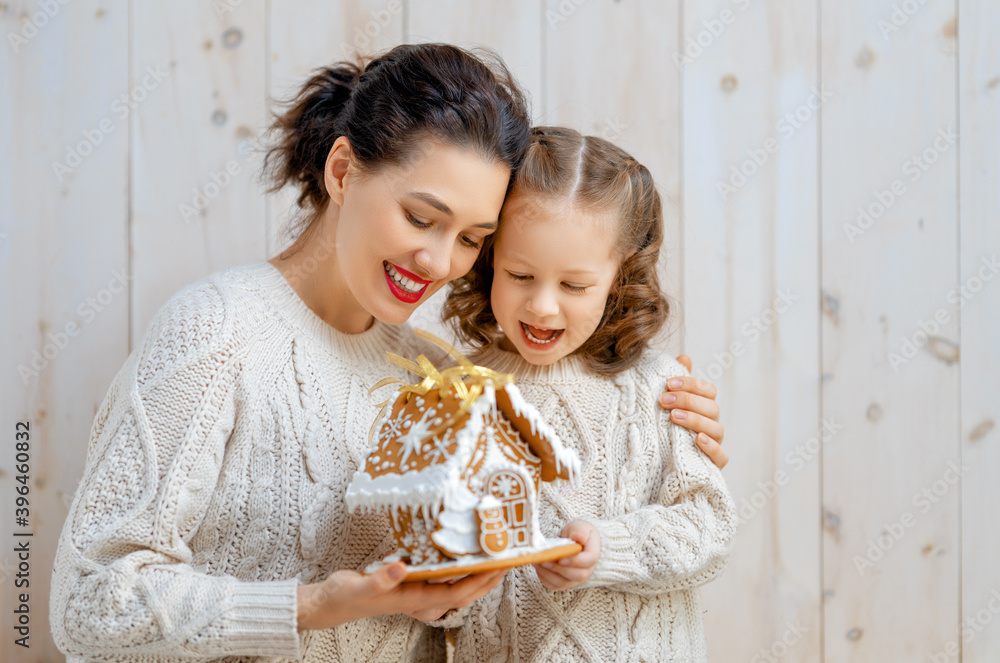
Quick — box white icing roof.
[344,381,580,512]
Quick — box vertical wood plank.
[131,0,268,345]
[544,0,682,356]
[959,1,1000,661]
[0,2,129,660]
[820,1,959,658]
[679,1,822,660]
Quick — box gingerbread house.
[345,337,580,569]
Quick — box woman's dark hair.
[443,126,669,376]
[264,43,531,245]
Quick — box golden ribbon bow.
[367,329,514,444]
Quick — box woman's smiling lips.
[384,261,431,303]
[520,321,564,349]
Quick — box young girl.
[443,126,737,662]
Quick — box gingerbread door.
[486,470,532,548]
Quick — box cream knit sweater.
[451,347,737,663]
[49,260,447,663]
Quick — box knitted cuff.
[580,518,638,588]
[223,579,301,657]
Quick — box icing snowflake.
[494,475,517,498]
[379,416,409,442]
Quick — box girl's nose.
[526,287,559,318]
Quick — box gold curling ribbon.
[367,329,514,444]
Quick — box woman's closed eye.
[407,213,482,249]
[406,212,431,229]
[459,234,483,250]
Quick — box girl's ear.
[324,135,354,207]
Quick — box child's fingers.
[558,547,599,568]
[537,563,588,588]
[560,519,595,543]
[535,565,573,590]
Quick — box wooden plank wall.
[1,1,996,661]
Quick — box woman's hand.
[661,354,728,469]
[534,520,601,591]
[296,563,506,630]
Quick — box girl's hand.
[296,563,506,630]
[534,520,601,591]
[661,354,728,469]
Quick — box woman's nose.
[412,243,451,281]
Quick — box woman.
[49,43,726,663]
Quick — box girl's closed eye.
[563,282,590,293]
[505,270,531,282]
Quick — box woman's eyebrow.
[406,191,453,216]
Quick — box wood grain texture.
[679,1,822,660]
[820,0,960,659]
[4,2,999,660]
[131,0,268,345]
[0,2,129,660]
[959,2,1000,661]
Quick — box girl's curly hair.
[443,126,669,376]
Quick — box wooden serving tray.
[401,542,583,582]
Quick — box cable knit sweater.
[451,347,737,663]
[49,260,447,663]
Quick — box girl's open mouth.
[520,321,564,348]
[384,261,431,303]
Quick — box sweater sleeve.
[580,361,737,596]
[49,281,302,660]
